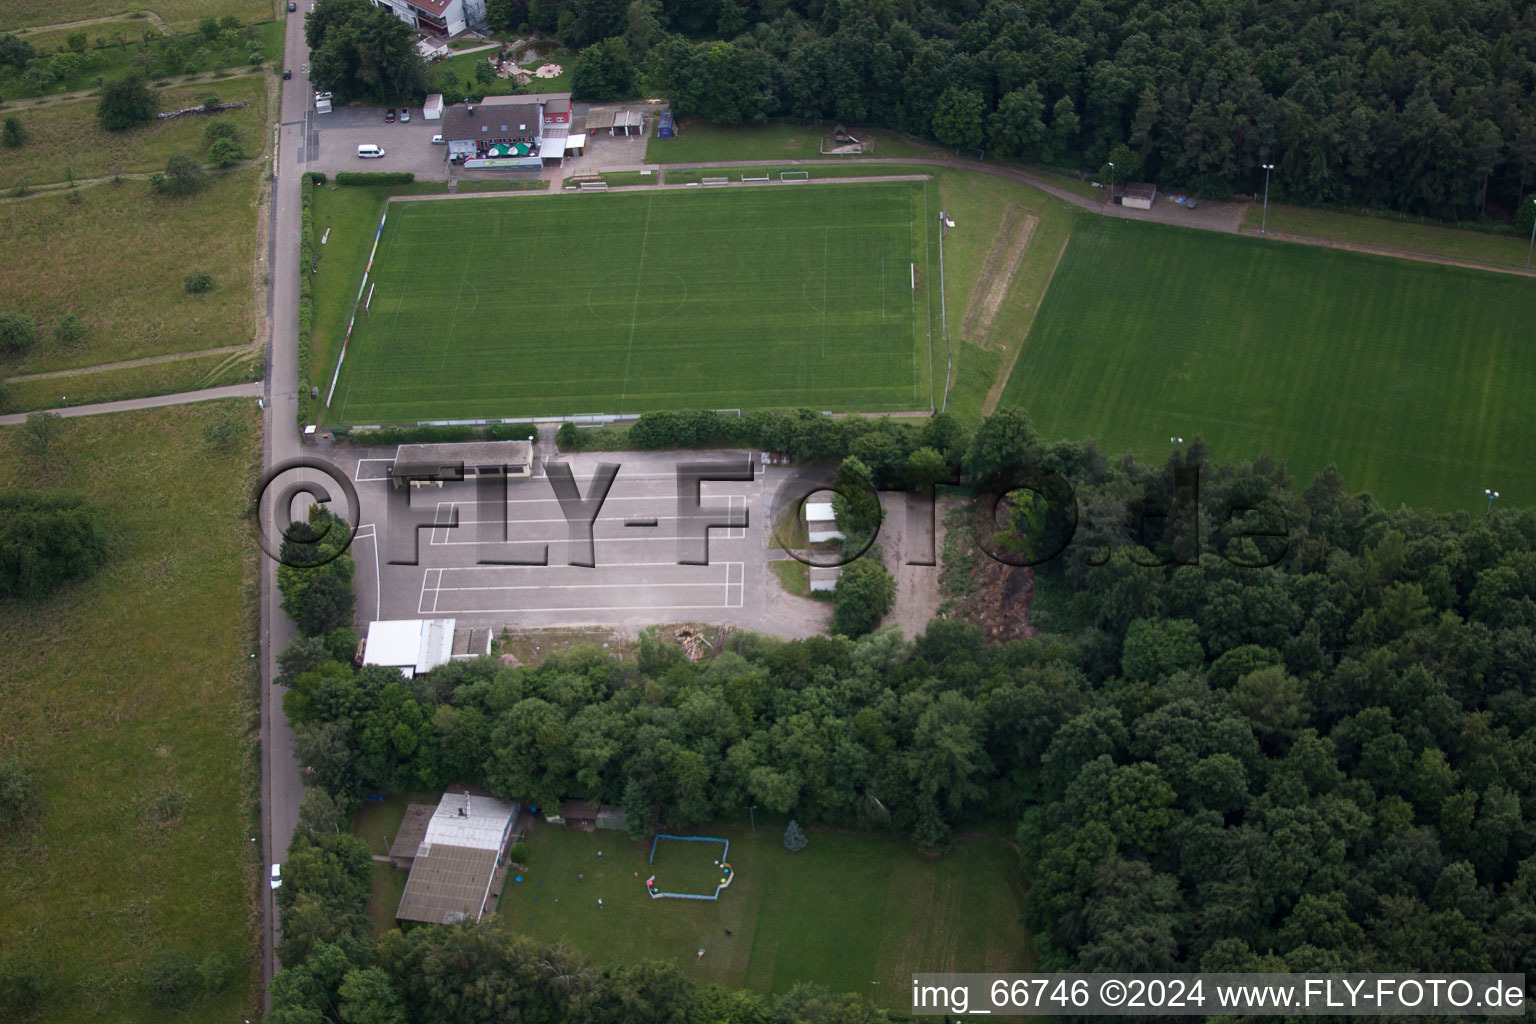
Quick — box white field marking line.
[355,524,381,618]
[353,458,395,482]
[921,182,933,409]
[428,534,751,548]
[726,560,744,608]
[433,566,443,612]
[821,224,829,358]
[434,602,738,614]
[431,560,733,573]
[616,194,655,414]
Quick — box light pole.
[749,805,757,832]
[1525,197,1535,273]
[1485,488,1501,515]
[937,211,953,413]
[1107,161,1114,206]
[1260,163,1275,234]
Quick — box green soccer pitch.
[326,182,937,423]
[999,216,1536,512]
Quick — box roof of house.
[422,789,519,853]
[614,109,643,128]
[543,96,570,116]
[392,440,532,479]
[1122,182,1157,200]
[395,843,499,924]
[364,619,456,676]
[442,100,542,143]
[389,803,437,861]
[406,0,454,15]
[804,501,836,522]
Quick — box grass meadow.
[1,0,274,32]
[326,182,939,423]
[644,121,933,165]
[2,348,260,412]
[999,216,1536,512]
[0,168,260,375]
[492,820,1030,1011]
[1240,201,1535,271]
[0,72,269,185]
[0,401,261,1024]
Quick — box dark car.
[385,108,395,123]
[287,1,296,9]
[282,68,292,79]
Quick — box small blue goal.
[646,835,733,901]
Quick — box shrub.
[143,949,197,1006]
[9,178,28,197]
[184,271,215,294]
[204,118,238,145]
[0,311,37,355]
[208,136,242,166]
[556,421,582,450]
[0,758,40,833]
[830,555,895,638]
[0,949,50,1013]
[197,952,231,992]
[96,73,155,130]
[201,93,220,107]
[0,116,25,148]
[509,842,528,863]
[155,153,207,196]
[52,314,87,346]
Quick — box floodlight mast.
[1261,163,1276,234]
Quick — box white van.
[357,144,385,158]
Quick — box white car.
[432,134,444,145]
[399,107,410,122]
[270,863,282,890]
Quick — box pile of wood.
[675,627,713,661]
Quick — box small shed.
[1121,182,1157,209]
[564,132,586,157]
[423,93,444,120]
[804,500,843,544]
[611,109,643,136]
[809,567,841,592]
[389,803,437,869]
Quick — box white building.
[805,500,844,544]
[368,0,485,37]
[363,618,456,678]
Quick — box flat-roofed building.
[396,788,520,925]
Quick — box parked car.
[399,107,410,122]
[287,1,296,10]
[431,134,445,145]
[357,144,385,158]
[270,864,282,890]
[282,68,291,79]
[385,108,395,123]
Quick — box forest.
[270,410,1534,1015]
[492,0,1536,223]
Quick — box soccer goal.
[579,181,609,191]
[702,176,729,186]
[779,170,810,182]
[741,173,769,183]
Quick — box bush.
[201,92,219,107]
[208,136,242,166]
[204,118,238,145]
[9,178,28,197]
[196,952,231,992]
[0,116,25,148]
[0,758,40,833]
[556,421,582,449]
[96,74,156,130]
[0,311,37,355]
[509,842,528,863]
[155,153,207,196]
[0,950,49,1013]
[185,271,215,294]
[830,555,895,638]
[143,949,197,1006]
[334,171,416,186]
[52,313,86,347]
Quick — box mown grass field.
[645,121,931,164]
[327,182,938,423]
[0,401,261,1024]
[0,168,260,375]
[0,72,268,186]
[1240,201,1534,270]
[999,216,1536,511]
[1,0,273,32]
[493,821,1030,1011]
[2,347,259,412]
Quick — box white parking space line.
[415,561,744,614]
[426,497,749,546]
[353,458,395,482]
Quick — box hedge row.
[333,171,415,186]
[297,172,324,399]
[341,422,537,446]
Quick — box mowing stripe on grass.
[328,183,933,423]
[999,217,1536,511]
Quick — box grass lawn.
[999,216,1536,512]
[0,24,282,100]
[326,181,939,423]
[0,72,268,186]
[646,121,933,165]
[1240,201,1534,270]
[453,178,549,193]
[2,347,260,412]
[493,821,1030,1010]
[0,169,261,375]
[1,0,273,32]
[427,49,576,99]
[0,400,261,1024]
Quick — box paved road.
[258,5,315,1012]
[0,382,261,426]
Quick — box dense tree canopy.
[307,0,429,104]
[510,0,1536,220]
[0,493,110,600]
[95,74,156,131]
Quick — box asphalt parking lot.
[297,101,451,179]
[323,446,821,634]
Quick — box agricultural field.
[0,401,261,1024]
[1,0,272,33]
[0,72,268,186]
[999,216,1536,512]
[326,182,939,423]
[0,168,261,375]
[492,821,1030,1011]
